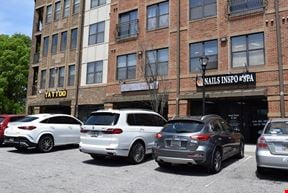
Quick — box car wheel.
[157,161,172,169]
[257,166,265,174]
[37,135,54,153]
[236,141,245,159]
[0,139,4,146]
[209,148,222,174]
[129,142,145,164]
[90,154,105,160]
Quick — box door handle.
[140,128,144,131]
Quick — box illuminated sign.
[45,90,67,98]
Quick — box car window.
[0,117,4,123]
[41,116,80,124]
[264,122,288,135]
[219,119,231,132]
[162,120,204,133]
[210,120,222,132]
[127,113,166,127]
[10,116,25,122]
[17,116,38,122]
[85,113,120,126]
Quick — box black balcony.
[229,0,265,15]
[116,19,138,41]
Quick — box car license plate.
[171,140,180,147]
[89,131,99,137]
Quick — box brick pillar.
[104,103,114,109]
[168,99,189,119]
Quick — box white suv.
[79,109,167,164]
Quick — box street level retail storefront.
[182,72,268,144]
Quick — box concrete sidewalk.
[245,144,256,153]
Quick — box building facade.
[27,0,288,143]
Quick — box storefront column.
[168,99,189,119]
[104,103,114,109]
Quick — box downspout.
[274,0,285,117]
[74,0,85,117]
[175,0,181,117]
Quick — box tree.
[0,34,31,114]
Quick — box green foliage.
[0,33,31,114]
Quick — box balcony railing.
[116,19,138,40]
[228,0,265,15]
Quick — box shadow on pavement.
[256,169,288,182]
[6,144,79,154]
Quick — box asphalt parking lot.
[0,145,287,193]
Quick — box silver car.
[153,115,244,173]
[256,118,288,174]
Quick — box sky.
[0,0,34,36]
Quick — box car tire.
[257,166,265,174]
[157,161,172,169]
[236,141,245,159]
[37,135,54,153]
[208,148,222,174]
[129,142,145,164]
[90,154,105,160]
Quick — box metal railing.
[228,0,265,14]
[116,19,138,40]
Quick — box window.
[85,113,120,126]
[231,33,264,67]
[117,53,136,80]
[88,22,105,45]
[58,66,65,87]
[127,114,166,126]
[70,28,78,49]
[63,0,70,17]
[42,116,81,124]
[73,0,80,14]
[60,31,67,51]
[54,1,61,21]
[146,48,168,76]
[49,68,57,88]
[190,40,218,72]
[91,0,106,8]
[68,64,75,86]
[40,70,47,89]
[86,61,103,84]
[43,36,49,56]
[51,34,58,54]
[189,0,216,20]
[118,10,138,39]
[147,1,169,31]
[46,5,52,23]
[229,0,264,14]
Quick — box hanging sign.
[45,90,67,98]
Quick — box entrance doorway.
[190,96,268,144]
[40,105,71,115]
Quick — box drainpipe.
[74,0,85,117]
[275,0,285,118]
[175,0,181,117]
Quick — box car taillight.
[191,134,210,141]
[155,132,162,139]
[104,128,123,134]
[18,126,37,130]
[257,136,268,149]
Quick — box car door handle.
[140,128,144,131]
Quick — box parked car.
[256,118,288,174]
[153,115,245,173]
[0,114,26,145]
[79,109,167,164]
[4,114,83,152]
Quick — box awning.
[28,99,71,107]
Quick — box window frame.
[90,0,106,8]
[54,1,61,21]
[88,21,105,45]
[51,34,58,54]
[43,36,49,56]
[63,0,70,18]
[68,64,75,86]
[46,4,53,23]
[58,66,65,88]
[116,53,137,80]
[60,31,67,52]
[145,48,169,76]
[70,28,78,49]
[49,68,57,88]
[86,61,103,84]
[147,1,169,31]
[73,0,80,15]
[189,0,217,20]
[40,69,47,89]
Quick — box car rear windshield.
[85,113,120,126]
[17,116,38,123]
[162,120,204,133]
[0,117,4,123]
[264,122,288,135]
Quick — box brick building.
[27,0,288,143]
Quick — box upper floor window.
[46,5,52,23]
[40,70,47,89]
[229,0,265,14]
[147,1,169,31]
[54,1,61,21]
[117,53,136,80]
[146,48,168,76]
[189,0,216,20]
[86,61,103,84]
[43,36,49,56]
[60,31,67,51]
[190,40,218,72]
[91,0,106,8]
[73,0,80,14]
[68,64,75,86]
[51,34,58,54]
[231,33,265,67]
[88,21,105,45]
[49,68,57,88]
[70,28,78,49]
[117,10,138,39]
[58,66,65,87]
[63,0,70,17]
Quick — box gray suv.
[153,115,244,173]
